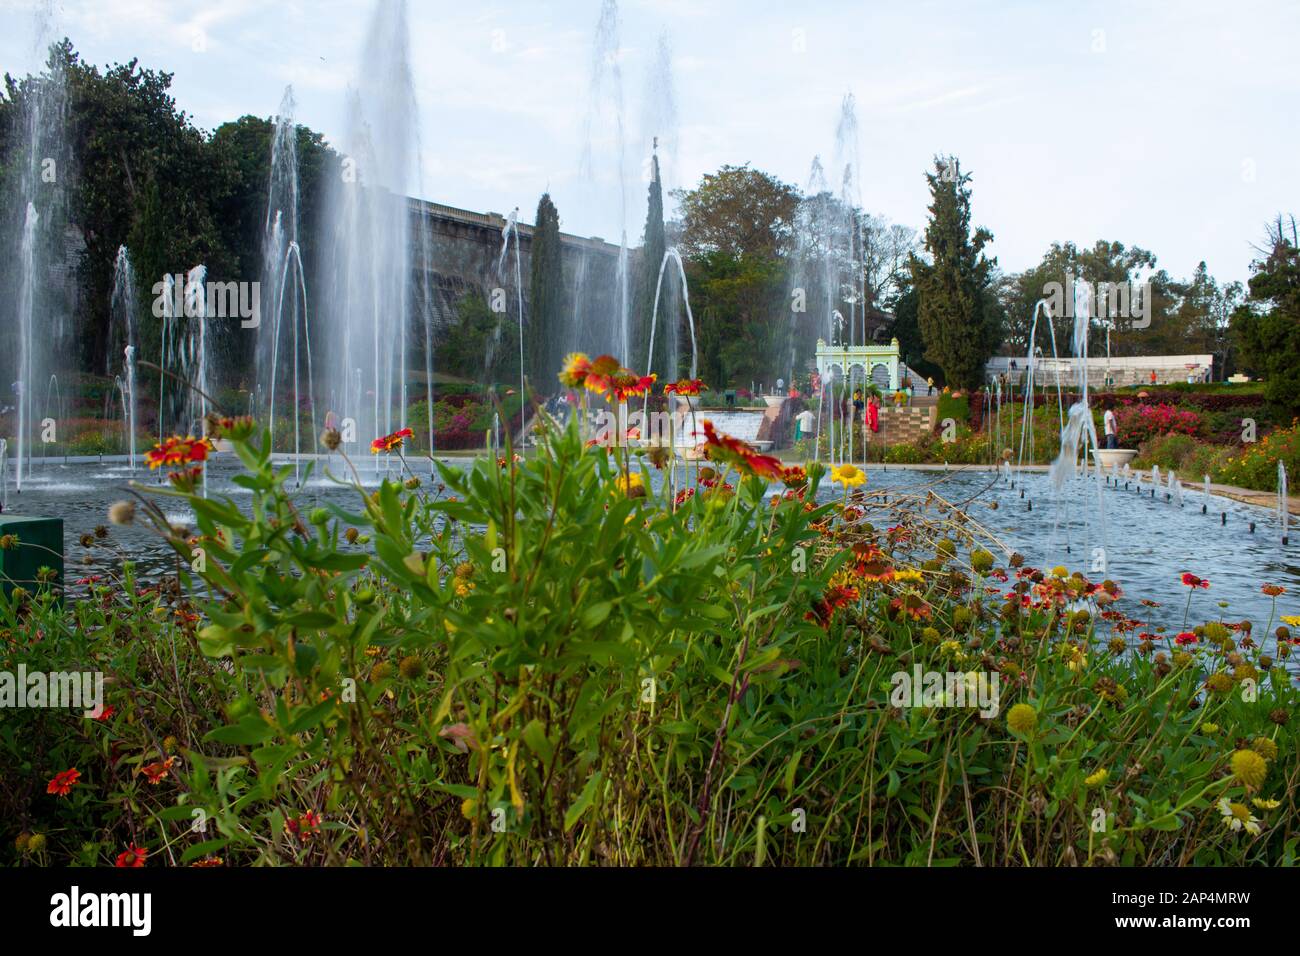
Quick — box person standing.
[1150,369,1157,387]
[794,408,816,442]
[927,376,935,396]
[1103,403,1119,450]
[867,394,880,434]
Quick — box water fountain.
[110,246,139,468]
[7,6,72,493]
[258,86,318,484]
[1280,462,1290,546]
[569,0,631,361]
[318,0,423,463]
[42,375,63,465]
[643,248,699,388]
[496,209,526,408]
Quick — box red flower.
[46,768,80,796]
[610,372,658,402]
[91,705,116,722]
[581,355,624,396]
[370,428,414,455]
[1180,573,1209,589]
[139,756,176,785]
[145,435,214,470]
[115,845,147,868]
[699,420,783,480]
[806,584,859,628]
[285,809,322,842]
[663,378,706,397]
[1175,631,1199,645]
[1262,584,1285,597]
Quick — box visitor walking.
[1103,402,1118,450]
[927,376,935,396]
[867,394,880,434]
[1150,369,1157,387]
[852,388,865,419]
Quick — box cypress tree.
[635,150,669,378]
[909,156,1003,390]
[528,193,564,392]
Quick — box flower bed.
[5,399,1298,867]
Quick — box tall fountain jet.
[258,86,316,483]
[319,0,422,462]
[6,4,72,491]
[570,0,631,361]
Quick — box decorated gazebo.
[814,338,902,392]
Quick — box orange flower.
[700,420,783,480]
[145,435,214,470]
[139,756,176,785]
[46,768,80,796]
[370,427,414,454]
[115,845,147,868]
[664,378,706,397]
[1262,584,1285,597]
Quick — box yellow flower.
[1084,768,1109,788]
[1251,737,1279,761]
[830,463,866,489]
[1251,797,1281,810]
[614,471,646,498]
[1201,722,1219,734]
[1229,749,1268,790]
[1006,703,1037,736]
[893,568,925,585]
[1282,615,1300,628]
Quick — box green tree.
[1232,215,1300,413]
[634,154,668,377]
[527,193,564,392]
[672,164,800,261]
[909,156,1003,390]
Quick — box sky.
[2,0,1297,285]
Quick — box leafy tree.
[684,250,786,386]
[527,193,564,392]
[1232,215,1300,413]
[441,292,519,386]
[672,164,800,261]
[909,156,1003,390]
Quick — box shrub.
[1115,403,1203,447]
[1213,420,1300,492]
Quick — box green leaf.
[564,771,603,833]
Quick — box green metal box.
[0,515,64,599]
